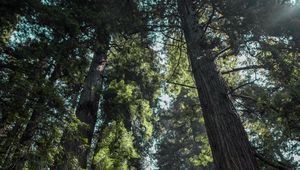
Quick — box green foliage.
[93,121,139,170]
[156,88,213,169]
[1,0,300,169]
[240,81,300,168]
[156,36,214,169]
[189,135,213,167]
[91,36,161,169]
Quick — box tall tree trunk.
[177,0,259,169]
[1,56,56,169]
[12,109,42,169]
[60,32,110,169]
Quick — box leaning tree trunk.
[59,32,110,169]
[177,0,259,169]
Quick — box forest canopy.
[0,0,299,169]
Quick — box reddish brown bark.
[177,0,259,169]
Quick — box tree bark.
[177,0,259,169]
[59,32,110,169]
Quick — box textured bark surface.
[76,49,108,168]
[58,33,110,169]
[177,0,259,169]
[77,51,108,124]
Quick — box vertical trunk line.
[54,31,110,170]
[70,31,110,168]
[177,0,259,169]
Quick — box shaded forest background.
[0,0,300,169]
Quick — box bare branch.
[161,31,185,43]
[167,34,184,82]
[166,81,196,89]
[232,94,256,101]
[213,46,231,60]
[202,3,215,36]
[228,80,257,94]
[255,152,292,170]
[222,65,265,75]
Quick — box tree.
[91,35,161,169]
[176,0,259,169]
[1,0,300,169]
[0,7,89,166]
[156,89,213,170]
[51,1,147,168]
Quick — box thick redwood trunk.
[76,51,108,168]
[59,33,110,169]
[177,0,258,169]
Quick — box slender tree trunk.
[59,32,110,169]
[177,0,259,169]
[12,109,42,169]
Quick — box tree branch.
[228,80,256,94]
[166,81,196,89]
[167,34,184,82]
[222,65,265,74]
[202,3,215,36]
[231,94,257,101]
[213,46,231,60]
[255,152,292,170]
